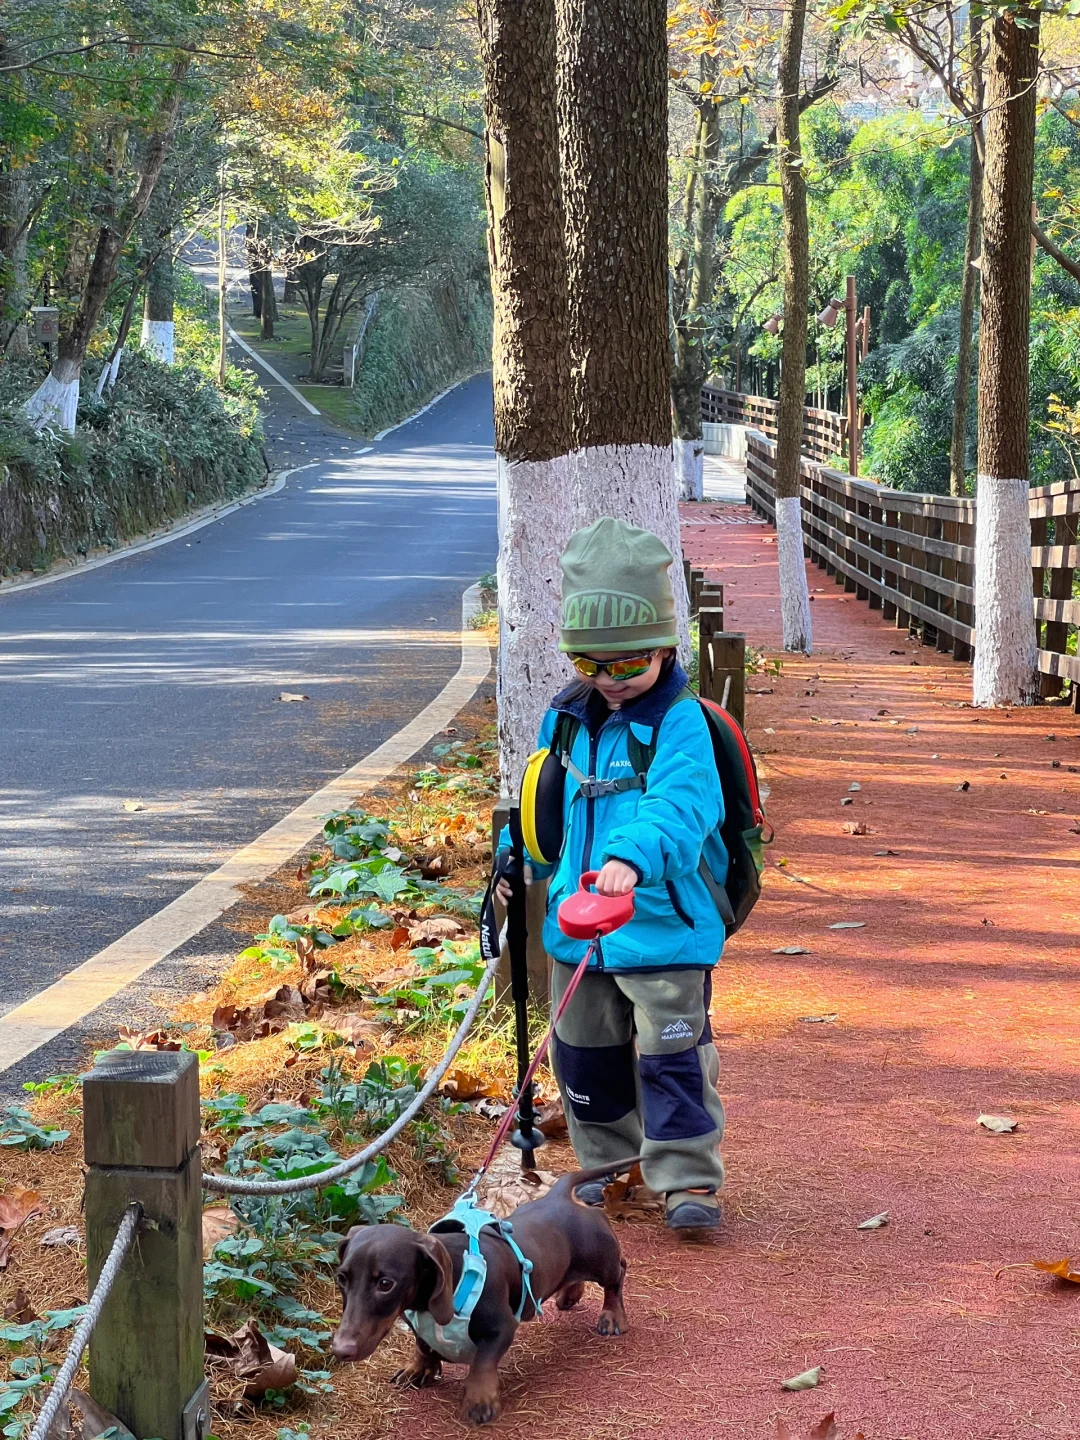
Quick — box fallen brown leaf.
[408,915,465,946]
[536,1097,569,1140]
[328,1012,382,1048]
[46,1387,136,1440]
[117,1026,181,1052]
[0,1187,48,1268]
[441,1069,500,1102]
[774,1414,838,1440]
[389,926,412,952]
[39,1226,81,1248]
[4,1288,36,1324]
[262,985,306,1023]
[474,1150,557,1218]
[202,1206,240,1259]
[294,934,316,972]
[1031,1257,1080,1283]
[842,821,870,836]
[603,1164,663,1221]
[206,1318,298,1398]
[371,962,418,988]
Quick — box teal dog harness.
[403,1197,543,1364]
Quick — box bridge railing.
[744,429,1080,704]
[700,384,848,466]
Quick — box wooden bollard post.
[699,582,724,628]
[84,1050,207,1440]
[710,632,746,729]
[689,568,705,615]
[697,605,724,699]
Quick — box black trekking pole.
[506,806,542,1172]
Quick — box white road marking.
[227,327,322,416]
[0,587,490,1073]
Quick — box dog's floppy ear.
[417,1234,456,1326]
[338,1225,365,1265]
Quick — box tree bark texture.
[141,248,175,363]
[773,0,813,654]
[974,5,1039,705]
[950,124,982,495]
[556,0,687,644]
[556,0,670,452]
[23,60,187,430]
[951,13,985,498]
[478,0,575,795]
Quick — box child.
[497,517,727,1230]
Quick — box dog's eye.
[376,1276,394,1293]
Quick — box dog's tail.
[550,1157,642,1201]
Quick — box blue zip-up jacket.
[508,663,727,973]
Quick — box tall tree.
[974,1,1040,706]
[773,0,813,654]
[141,249,175,363]
[22,58,188,430]
[477,0,574,793]
[556,0,686,631]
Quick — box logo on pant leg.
[566,1086,590,1105]
[660,1019,695,1042]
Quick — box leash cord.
[463,938,597,1197]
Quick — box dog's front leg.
[461,1331,515,1426]
[393,1336,442,1389]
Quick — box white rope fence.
[202,948,502,1197]
[28,1203,142,1440]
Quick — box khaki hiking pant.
[550,963,725,1198]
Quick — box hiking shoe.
[574,1175,615,1206]
[665,1190,721,1231]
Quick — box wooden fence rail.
[744,430,1080,706]
[701,385,847,467]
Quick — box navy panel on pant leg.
[552,1036,637,1124]
[638,1048,718,1141]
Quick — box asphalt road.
[0,372,497,1050]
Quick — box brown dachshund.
[332,1161,636,1425]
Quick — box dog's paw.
[393,1362,441,1389]
[462,1396,502,1426]
[554,1281,585,1311]
[596,1308,627,1337]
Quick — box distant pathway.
[378,491,1080,1440]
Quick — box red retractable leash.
[464,873,634,1195]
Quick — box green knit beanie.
[559,517,678,653]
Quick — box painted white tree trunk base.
[674,436,704,501]
[141,318,175,365]
[973,474,1039,706]
[775,495,813,654]
[496,453,576,795]
[23,361,81,433]
[571,442,691,654]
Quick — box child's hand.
[495,863,533,905]
[594,860,638,896]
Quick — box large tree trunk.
[974,4,1039,707]
[556,0,687,641]
[478,0,574,795]
[950,17,984,498]
[773,0,813,654]
[23,61,187,430]
[141,247,175,363]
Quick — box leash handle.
[467,941,596,1190]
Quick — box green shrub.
[0,350,266,576]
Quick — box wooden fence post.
[83,1050,207,1440]
[700,629,746,728]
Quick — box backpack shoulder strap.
[551,711,579,760]
[627,687,696,783]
